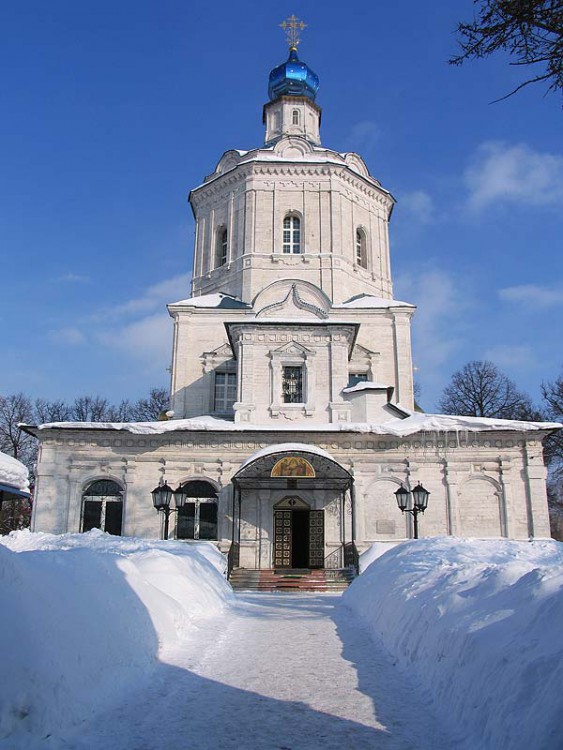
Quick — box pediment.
[271,340,314,357]
[351,344,379,361]
[254,280,330,320]
[344,152,370,178]
[204,342,233,359]
[201,341,235,373]
[273,137,315,159]
[215,150,242,175]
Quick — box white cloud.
[99,273,190,319]
[483,344,535,369]
[399,190,435,224]
[55,272,90,283]
[97,313,172,371]
[499,284,563,308]
[88,273,189,372]
[395,270,471,402]
[49,327,86,345]
[344,121,379,153]
[464,141,563,212]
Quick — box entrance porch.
[227,444,359,577]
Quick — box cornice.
[190,160,393,210]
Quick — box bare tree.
[542,372,563,473]
[438,360,534,418]
[131,388,169,421]
[70,396,113,422]
[106,399,135,422]
[0,393,36,463]
[34,398,72,424]
[0,393,35,533]
[450,0,563,101]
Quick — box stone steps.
[229,568,356,593]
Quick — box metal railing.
[343,542,360,576]
[227,542,240,579]
[324,546,343,569]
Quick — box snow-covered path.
[59,594,452,750]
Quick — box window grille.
[176,481,218,540]
[283,215,301,254]
[356,229,367,268]
[214,372,236,412]
[81,479,123,536]
[348,372,368,388]
[282,366,304,403]
[217,227,228,267]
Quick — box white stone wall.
[168,295,415,421]
[189,150,395,304]
[263,96,321,145]
[32,428,552,561]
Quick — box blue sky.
[1,0,562,412]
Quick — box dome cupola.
[268,48,320,102]
[263,16,322,146]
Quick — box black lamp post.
[394,482,430,539]
[151,480,187,540]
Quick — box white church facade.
[27,29,556,571]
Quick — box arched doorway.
[231,444,354,571]
[273,496,324,569]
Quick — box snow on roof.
[333,294,415,309]
[342,381,391,393]
[0,451,30,494]
[168,293,249,309]
[28,412,562,437]
[239,442,336,470]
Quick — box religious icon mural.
[271,456,316,478]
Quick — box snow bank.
[359,541,401,572]
[0,530,233,745]
[0,451,29,493]
[344,538,563,750]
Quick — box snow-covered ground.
[0,530,232,747]
[345,537,563,750]
[1,531,562,749]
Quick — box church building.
[27,20,556,572]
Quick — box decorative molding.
[201,342,235,374]
[257,283,329,319]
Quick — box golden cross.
[279,14,307,49]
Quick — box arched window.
[82,479,123,536]
[216,227,228,267]
[292,109,300,125]
[283,214,301,254]
[356,229,367,268]
[176,481,218,540]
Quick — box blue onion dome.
[268,48,320,102]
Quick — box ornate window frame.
[282,212,302,254]
[81,478,124,536]
[269,341,316,417]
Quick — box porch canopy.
[227,443,357,572]
[232,442,353,490]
